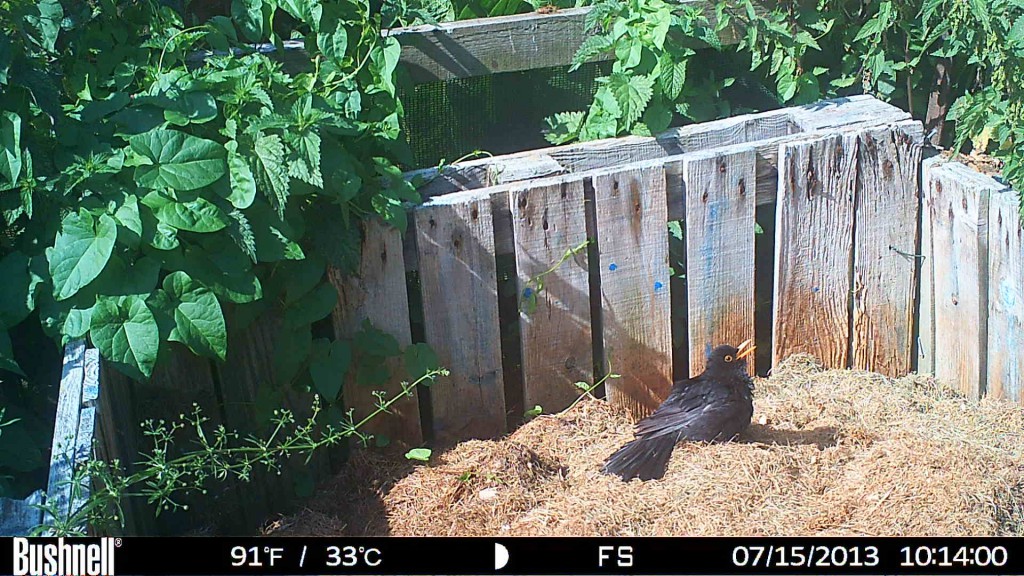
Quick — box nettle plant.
[0,0,437,450]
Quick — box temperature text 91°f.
[326,546,383,568]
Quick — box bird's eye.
[724,354,734,362]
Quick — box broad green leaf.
[63,305,94,339]
[608,72,654,126]
[227,152,257,209]
[285,282,338,328]
[90,295,159,380]
[130,129,227,191]
[355,320,401,358]
[49,210,118,301]
[274,326,312,386]
[317,10,349,64]
[658,57,687,101]
[571,34,615,71]
[154,195,229,233]
[309,339,352,401]
[281,255,327,305]
[254,134,290,214]
[404,343,439,381]
[165,92,219,126]
[163,271,227,361]
[25,0,63,52]
[0,251,41,328]
[232,0,265,42]
[114,193,143,247]
[0,330,23,376]
[405,448,431,461]
[0,111,22,189]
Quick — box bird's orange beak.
[735,339,756,360]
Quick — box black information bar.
[4,537,1022,575]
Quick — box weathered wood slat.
[509,176,594,414]
[0,491,42,536]
[329,218,423,447]
[928,161,997,399]
[414,191,506,440]
[94,355,145,535]
[592,165,673,419]
[850,123,923,377]
[682,146,758,375]
[44,340,86,528]
[988,187,1024,403]
[405,96,909,199]
[917,156,942,374]
[70,348,101,520]
[386,2,750,84]
[773,133,858,369]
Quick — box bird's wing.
[635,380,735,440]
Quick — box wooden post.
[509,176,594,414]
[414,190,506,441]
[987,188,1022,403]
[591,165,673,419]
[329,218,423,447]
[682,145,758,375]
[773,133,858,369]
[927,161,997,399]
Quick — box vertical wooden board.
[929,162,994,399]
[70,348,101,520]
[987,189,1023,403]
[415,192,506,441]
[328,218,422,447]
[683,146,758,376]
[45,340,86,525]
[94,356,146,535]
[773,133,858,369]
[509,177,593,413]
[0,491,42,536]
[592,165,673,419]
[917,156,945,374]
[850,125,923,377]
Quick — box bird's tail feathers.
[601,434,677,481]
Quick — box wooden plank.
[592,165,673,419]
[0,491,42,536]
[403,96,909,199]
[44,340,86,527]
[386,2,749,83]
[70,348,101,520]
[850,123,923,377]
[917,155,945,374]
[773,133,858,369]
[929,161,997,399]
[94,354,145,535]
[414,191,506,441]
[328,218,423,447]
[509,176,593,413]
[682,146,758,376]
[987,187,1022,403]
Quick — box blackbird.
[602,339,756,481]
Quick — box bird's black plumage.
[602,341,756,481]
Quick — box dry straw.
[269,355,1024,536]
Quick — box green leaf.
[0,330,24,376]
[254,134,290,215]
[0,251,41,328]
[25,0,63,52]
[90,295,159,380]
[404,343,439,381]
[63,305,94,340]
[405,448,431,461]
[309,339,352,401]
[130,129,227,191]
[232,0,266,42]
[571,34,615,71]
[543,110,586,145]
[163,271,228,361]
[317,11,349,64]
[658,57,687,101]
[274,326,312,387]
[165,92,219,126]
[285,282,338,328]
[49,210,118,301]
[0,111,22,189]
[151,194,230,233]
[355,320,401,358]
[114,193,144,247]
[227,152,257,209]
[608,72,654,127]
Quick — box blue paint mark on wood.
[609,263,617,271]
[654,281,664,291]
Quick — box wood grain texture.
[988,187,1024,404]
[403,96,909,200]
[850,123,923,377]
[773,133,858,369]
[928,161,997,399]
[329,218,422,447]
[44,340,86,528]
[917,155,944,374]
[414,191,506,441]
[682,146,758,376]
[386,2,749,83]
[0,491,42,536]
[509,176,593,414]
[592,165,673,420]
[94,352,145,535]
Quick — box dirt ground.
[267,355,1024,537]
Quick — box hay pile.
[270,356,1024,536]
